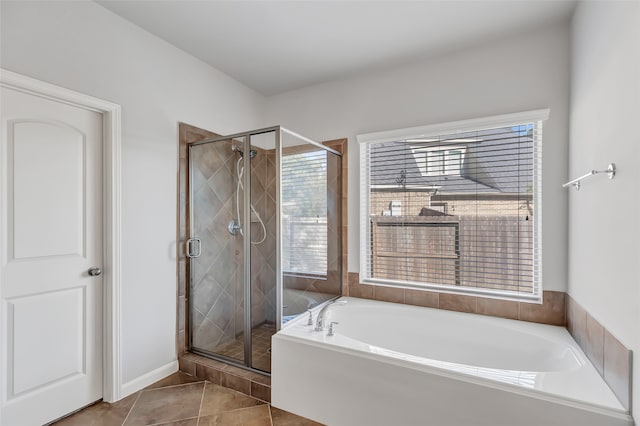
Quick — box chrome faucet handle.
[327,322,339,337]
[314,299,347,331]
[306,309,313,326]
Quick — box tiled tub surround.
[567,295,633,412]
[348,272,566,324]
[273,297,633,426]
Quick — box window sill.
[283,272,328,281]
[360,277,543,304]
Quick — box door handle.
[186,238,202,258]
[88,267,102,277]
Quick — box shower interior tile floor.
[52,372,321,426]
[215,323,275,372]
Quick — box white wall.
[0,1,265,386]
[569,1,640,418]
[265,23,571,292]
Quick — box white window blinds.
[282,150,328,276]
[359,111,545,301]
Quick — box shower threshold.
[189,323,275,375]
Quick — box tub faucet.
[314,299,346,332]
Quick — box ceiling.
[97,1,576,96]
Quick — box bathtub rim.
[275,296,630,420]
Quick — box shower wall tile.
[210,291,234,331]
[264,194,276,226]
[191,274,224,317]
[191,164,208,195]
[249,145,276,328]
[235,298,247,336]
[212,242,235,284]
[250,178,265,207]
[193,317,225,353]
[283,275,314,292]
[195,141,241,350]
[194,188,223,227]
[192,152,224,185]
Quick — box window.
[281,149,328,276]
[413,147,465,176]
[358,110,547,302]
[445,150,462,175]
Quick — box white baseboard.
[120,360,179,398]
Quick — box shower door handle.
[186,238,202,258]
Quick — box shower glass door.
[188,129,280,373]
[188,137,246,365]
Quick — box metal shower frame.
[188,125,341,373]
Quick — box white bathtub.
[272,297,632,426]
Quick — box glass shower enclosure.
[187,126,341,373]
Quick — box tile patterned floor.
[215,323,275,372]
[52,372,321,426]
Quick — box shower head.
[232,145,257,159]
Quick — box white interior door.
[1,86,103,425]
